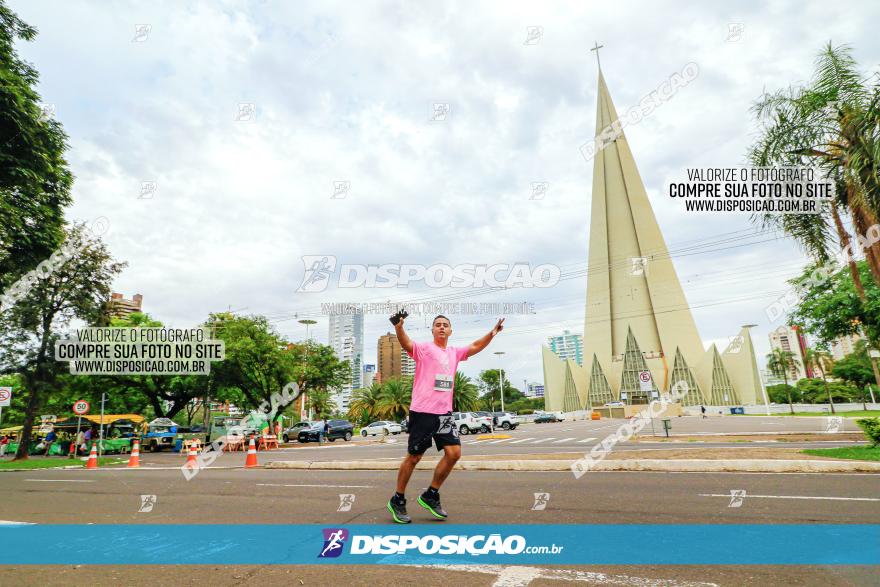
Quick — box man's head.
[432,315,452,342]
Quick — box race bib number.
[434,374,453,392]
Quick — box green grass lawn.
[0,457,126,470]
[801,446,880,461]
[742,410,880,417]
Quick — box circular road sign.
[73,400,90,415]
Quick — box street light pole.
[494,351,506,412]
[299,319,317,421]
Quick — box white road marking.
[530,438,554,444]
[508,438,535,444]
[553,438,577,444]
[23,479,94,483]
[0,520,35,525]
[488,439,511,444]
[577,437,598,443]
[256,483,373,488]
[699,493,880,502]
[409,564,718,586]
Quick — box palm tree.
[749,43,880,292]
[804,347,836,414]
[767,347,800,414]
[377,377,411,421]
[347,383,383,424]
[453,372,479,412]
[306,388,336,419]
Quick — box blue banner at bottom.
[0,525,877,565]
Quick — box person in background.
[0,435,9,457]
[320,419,329,445]
[44,428,57,455]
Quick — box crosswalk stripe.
[487,439,510,444]
[509,438,535,444]
[530,438,554,444]
[578,437,598,443]
[553,437,576,443]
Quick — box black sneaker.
[418,491,448,520]
[387,496,411,524]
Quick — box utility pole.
[299,319,317,420]
[494,351,506,412]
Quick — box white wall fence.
[680,403,880,416]
[519,404,879,422]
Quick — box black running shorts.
[406,410,460,455]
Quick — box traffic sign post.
[72,400,90,459]
[0,387,12,427]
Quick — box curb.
[264,458,880,473]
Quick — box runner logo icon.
[318,528,349,558]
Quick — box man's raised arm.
[391,311,414,354]
[467,318,505,358]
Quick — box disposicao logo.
[318,528,349,558]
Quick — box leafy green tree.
[477,369,523,411]
[766,384,801,404]
[0,2,74,290]
[0,224,125,460]
[794,377,859,404]
[788,261,880,348]
[210,314,301,425]
[766,348,800,414]
[830,340,877,409]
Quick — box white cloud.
[9,0,880,387]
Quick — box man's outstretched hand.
[390,309,409,326]
[491,317,505,336]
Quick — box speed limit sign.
[73,400,90,415]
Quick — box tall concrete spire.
[542,65,759,408]
[585,69,704,400]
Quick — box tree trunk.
[850,201,880,286]
[831,206,869,301]
[14,317,55,461]
[820,368,835,414]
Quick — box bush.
[855,417,880,447]
[766,384,800,404]
[519,409,534,415]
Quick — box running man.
[387,312,504,523]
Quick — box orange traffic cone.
[86,443,98,469]
[244,437,258,468]
[183,443,198,469]
[127,440,141,468]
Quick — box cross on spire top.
[590,42,604,69]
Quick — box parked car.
[282,421,316,443]
[471,412,494,433]
[297,419,354,443]
[534,412,560,423]
[451,412,485,435]
[360,421,403,437]
[400,418,408,433]
[492,411,519,430]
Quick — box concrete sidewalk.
[265,456,880,473]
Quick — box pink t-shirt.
[407,340,470,414]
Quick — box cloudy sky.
[10,0,880,388]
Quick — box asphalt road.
[1,463,878,585]
[1,415,876,586]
